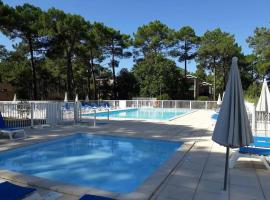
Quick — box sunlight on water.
[0,133,182,193]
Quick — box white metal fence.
[244,102,270,137]
[0,100,219,128]
[0,102,47,128]
[0,100,268,137]
[0,101,78,128]
[254,112,270,137]
[100,100,219,110]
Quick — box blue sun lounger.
[0,112,27,140]
[80,194,116,200]
[0,181,36,200]
[230,136,270,170]
[0,180,62,200]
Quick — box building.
[0,82,15,101]
[186,75,213,100]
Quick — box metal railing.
[0,100,223,129]
[91,100,218,110]
[254,112,270,137]
[244,102,270,137]
[0,102,48,128]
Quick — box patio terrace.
[0,110,269,200]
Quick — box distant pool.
[85,108,191,121]
[0,133,182,193]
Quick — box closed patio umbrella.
[64,92,68,102]
[256,79,270,113]
[75,94,79,102]
[85,95,89,102]
[256,79,270,135]
[217,93,222,105]
[12,94,17,103]
[212,57,253,191]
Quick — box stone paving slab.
[0,110,269,200]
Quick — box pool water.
[88,108,190,121]
[0,133,181,193]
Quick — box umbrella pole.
[223,147,229,191]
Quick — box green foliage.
[196,28,241,100]
[133,54,183,99]
[42,8,89,98]
[0,2,44,99]
[157,93,171,100]
[102,26,132,99]
[170,26,199,77]
[133,20,173,58]
[247,27,270,77]
[0,49,32,98]
[194,65,207,80]
[0,1,268,101]
[77,22,107,100]
[197,96,209,101]
[0,45,8,61]
[117,68,139,99]
[244,82,262,103]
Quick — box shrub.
[157,94,171,100]
[244,83,261,104]
[197,96,209,101]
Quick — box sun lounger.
[80,194,116,200]
[0,112,27,140]
[0,181,38,200]
[0,180,62,200]
[229,136,270,170]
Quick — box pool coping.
[0,132,195,200]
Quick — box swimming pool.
[85,108,191,121]
[0,133,182,193]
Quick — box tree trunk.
[112,59,117,100]
[184,59,187,78]
[89,50,97,100]
[222,61,227,91]
[66,51,73,99]
[67,35,77,99]
[86,71,91,98]
[88,62,97,100]
[111,43,117,100]
[184,40,187,78]
[183,40,188,99]
[213,59,216,101]
[28,37,37,100]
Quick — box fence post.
[74,103,78,124]
[205,101,208,109]
[189,101,192,110]
[30,103,34,128]
[78,102,82,122]
[93,109,96,127]
[107,109,110,120]
[175,100,177,108]
[252,104,256,131]
[58,102,62,123]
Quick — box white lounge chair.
[0,112,27,140]
[229,137,270,170]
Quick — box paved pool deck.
[0,110,269,200]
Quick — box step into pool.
[0,133,182,193]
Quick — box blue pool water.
[0,133,181,193]
[87,108,190,121]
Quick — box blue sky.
[1,0,270,72]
